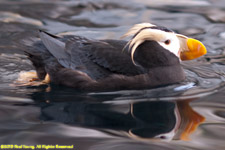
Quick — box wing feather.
[39,31,71,68]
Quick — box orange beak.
[180,38,207,61]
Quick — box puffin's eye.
[165,40,171,45]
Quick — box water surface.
[0,0,225,149]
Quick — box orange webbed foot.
[12,71,50,87]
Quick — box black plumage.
[24,30,185,91]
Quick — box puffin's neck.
[133,41,180,68]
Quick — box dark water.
[0,0,225,149]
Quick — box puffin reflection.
[129,100,205,141]
[37,98,205,141]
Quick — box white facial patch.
[157,32,181,58]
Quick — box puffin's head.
[122,23,207,64]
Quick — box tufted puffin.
[24,23,207,91]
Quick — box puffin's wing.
[39,31,71,68]
[40,31,145,76]
[66,39,144,76]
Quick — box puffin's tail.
[17,33,51,80]
[22,38,49,80]
[24,50,47,80]
[19,30,70,80]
